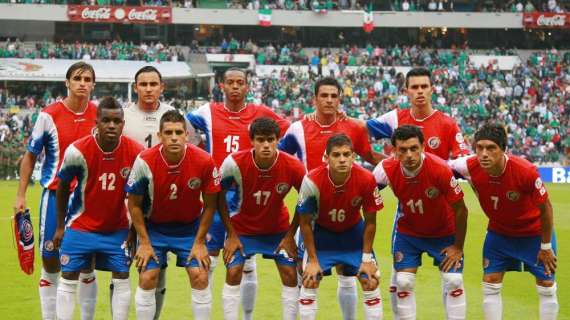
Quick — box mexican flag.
[258,9,272,27]
[363,5,374,33]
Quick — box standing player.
[186,67,289,320]
[13,62,99,320]
[296,134,384,320]
[52,97,143,320]
[127,110,220,320]
[373,125,468,320]
[219,118,306,320]
[449,123,558,320]
[279,77,378,319]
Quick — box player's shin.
[337,275,358,320]
[299,286,318,320]
[536,283,559,320]
[362,288,383,320]
[282,285,299,320]
[78,271,97,320]
[389,268,399,320]
[111,278,131,320]
[39,267,59,319]
[56,278,78,320]
[482,282,502,320]
[395,272,416,320]
[223,283,241,320]
[241,257,258,320]
[153,267,167,320]
[441,273,466,320]
[191,286,212,320]
[135,287,156,320]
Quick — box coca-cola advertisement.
[523,12,569,29]
[67,5,172,24]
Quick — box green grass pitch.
[0,181,568,319]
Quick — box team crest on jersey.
[535,177,543,189]
[425,187,440,199]
[506,191,520,202]
[44,240,54,252]
[60,254,70,266]
[212,167,221,185]
[188,178,202,190]
[394,251,404,263]
[276,183,290,194]
[450,176,459,188]
[428,136,441,149]
[483,257,490,269]
[373,187,382,206]
[351,196,363,207]
[127,176,136,187]
[120,167,131,179]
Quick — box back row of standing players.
[14,62,558,320]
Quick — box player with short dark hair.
[297,134,384,320]
[219,117,306,320]
[53,96,143,320]
[127,110,220,320]
[373,125,469,320]
[14,61,99,320]
[449,123,558,320]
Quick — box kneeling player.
[297,134,384,320]
[126,110,220,320]
[219,117,306,320]
[449,123,558,320]
[53,97,144,320]
[373,125,469,320]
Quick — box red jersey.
[450,155,548,236]
[126,144,221,224]
[296,164,383,232]
[374,153,464,238]
[28,101,97,190]
[57,135,143,232]
[186,102,290,166]
[279,118,372,171]
[220,150,306,235]
[367,109,469,160]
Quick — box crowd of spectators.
[0,39,185,62]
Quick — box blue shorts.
[226,232,296,268]
[59,228,130,273]
[145,220,202,270]
[39,188,58,258]
[206,211,226,253]
[304,220,368,277]
[393,232,463,273]
[483,230,557,281]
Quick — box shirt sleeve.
[448,156,471,181]
[353,123,372,159]
[27,112,53,156]
[362,174,384,213]
[57,144,84,183]
[291,158,307,191]
[295,176,319,216]
[277,125,300,155]
[440,166,464,205]
[220,155,238,190]
[202,157,221,194]
[448,122,470,158]
[366,110,397,140]
[525,168,549,206]
[372,161,390,190]
[125,156,150,196]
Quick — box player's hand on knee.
[223,233,244,265]
[302,261,323,288]
[440,245,463,273]
[275,234,297,261]
[53,227,65,250]
[190,242,211,270]
[358,261,379,284]
[135,243,158,272]
[537,249,557,276]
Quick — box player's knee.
[61,271,80,281]
[279,265,298,287]
[482,272,503,284]
[360,276,379,291]
[112,272,129,280]
[396,272,416,293]
[139,270,159,290]
[226,264,244,285]
[482,282,502,296]
[42,255,61,273]
[536,282,557,297]
[243,256,257,273]
[189,268,209,289]
[442,273,464,291]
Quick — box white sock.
[282,285,299,320]
[537,283,559,320]
[39,267,59,320]
[241,257,258,320]
[482,282,502,320]
[299,286,318,320]
[362,288,383,320]
[135,287,156,320]
[192,287,212,320]
[396,272,416,320]
[56,278,78,320]
[337,275,357,320]
[389,268,399,320]
[111,278,131,320]
[154,268,167,320]
[442,273,466,320]
[208,255,218,286]
[222,283,241,320]
[78,271,97,320]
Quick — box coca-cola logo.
[128,8,158,22]
[68,5,172,24]
[81,7,111,20]
[536,14,566,26]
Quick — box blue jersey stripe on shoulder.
[367,119,394,139]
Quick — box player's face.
[314,85,340,116]
[325,145,355,174]
[406,76,432,108]
[158,121,187,154]
[134,72,164,108]
[394,137,423,171]
[66,69,95,99]
[222,71,248,104]
[97,108,124,144]
[475,139,504,170]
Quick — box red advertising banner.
[523,12,569,28]
[67,5,172,24]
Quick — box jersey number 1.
[145,134,152,148]
[406,199,424,214]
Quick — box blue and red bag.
[14,209,34,275]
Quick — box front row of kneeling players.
[53,98,558,319]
